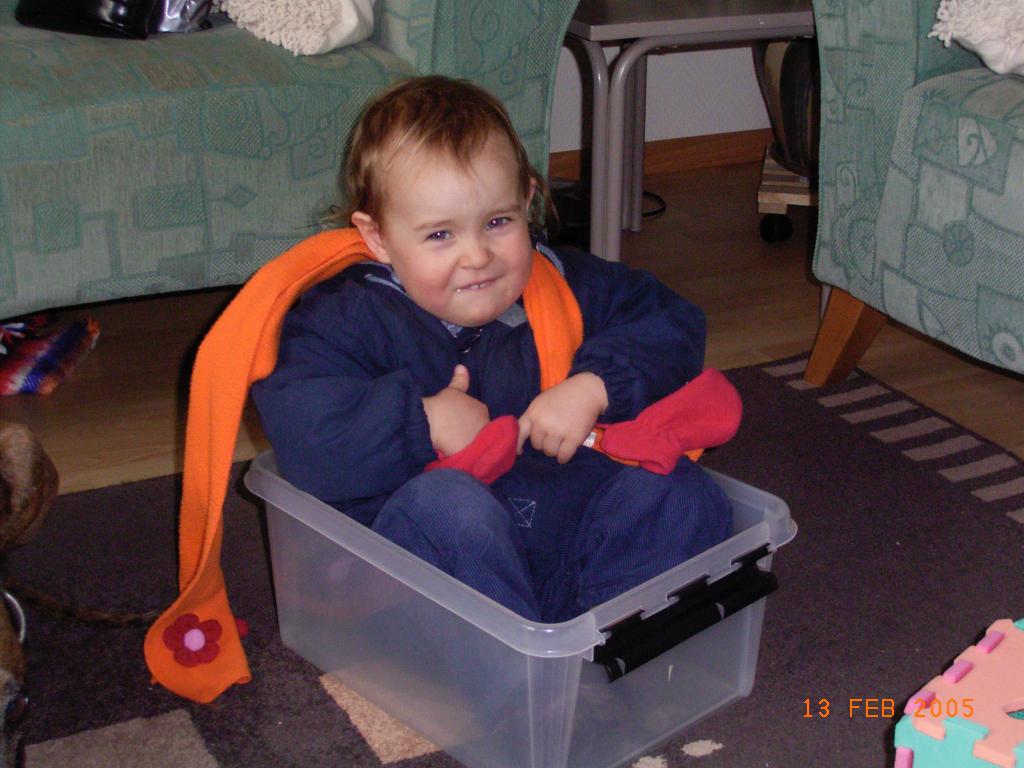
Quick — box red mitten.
[424,415,519,485]
[595,368,742,474]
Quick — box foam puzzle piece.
[893,619,1024,767]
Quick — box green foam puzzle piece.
[894,716,1000,768]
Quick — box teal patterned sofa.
[805,0,1024,384]
[0,0,578,321]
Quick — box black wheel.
[760,213,793,243]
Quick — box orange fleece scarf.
[143,228,583,704]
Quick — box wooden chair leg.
[804,287,888,386]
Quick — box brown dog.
[0,422,58,766]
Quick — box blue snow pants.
[370,449,732,622]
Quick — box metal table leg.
[605,30,796,261]
[621,55,636,233]
[582,22,816,262]
[580,38,609,259]
[605,39,657,262]
[628,54,647,233]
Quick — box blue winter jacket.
[250,243,707,524]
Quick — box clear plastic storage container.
[244,452,796,768]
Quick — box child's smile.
[456,280,493,292]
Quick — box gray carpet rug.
[11,355,1024,768]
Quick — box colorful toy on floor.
[0,315,100,396]
[894,618,1024,768]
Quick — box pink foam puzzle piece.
[895,746,914,768]
[910,619,1024,768]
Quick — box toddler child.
[251,75,733,622]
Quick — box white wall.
[549,45,770,153]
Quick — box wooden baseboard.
[548,128,773,179]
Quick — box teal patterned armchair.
[0,0,578,321]
[805,0,1024,384]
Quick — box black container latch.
[593,546,778,681]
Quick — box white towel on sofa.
[930,0,1024,76]
[218,0,375,56]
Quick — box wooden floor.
[4,161,1022,495]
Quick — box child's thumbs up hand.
[422,365,490,457]
[447,363,470,392]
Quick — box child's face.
[352,134,535,328]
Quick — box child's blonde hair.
[329,75,553,231]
